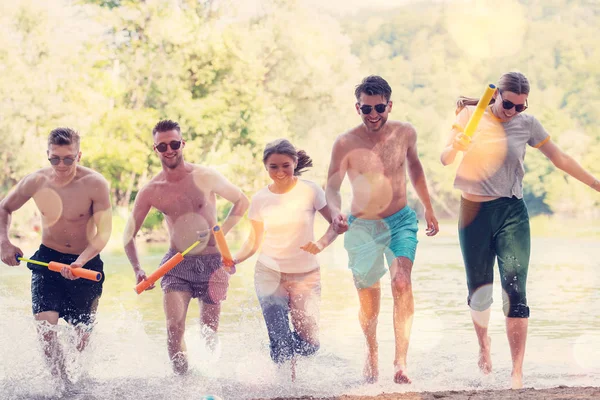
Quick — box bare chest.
[151,183,211,217]
[33,183,93,223]
[349,137,408,175]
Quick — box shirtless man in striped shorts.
[124,120,249,374]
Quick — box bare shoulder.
[390,121,417,143]
[135,172,165,203]
[334,125,364,150]
[190,163,216,176]
[17,169,50,196]
[390,120,416,135]
[78,166,109,189]
[190,163,226,184]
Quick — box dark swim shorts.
[28,244,104,326]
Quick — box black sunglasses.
[154,140,182,153]
[499,91,528,113]
[358,103,388,115]
[48,156,76,166]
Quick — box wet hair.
[354,75,392,103]
[456,71,530,114]
[152,120,181,136]
[48,127,80,149]
[262,138,313,176]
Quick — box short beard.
[162,154,182,169]
[365,118,387,133]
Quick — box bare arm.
[123,186,153,284]
[538,140,600,191]
[0,174,40,266]
[300,205,339,254]
[233,219,264,264]
[72,176,112,268]
[440,129,465,166]
[325,136,349,233]
[211,169,249,235]
[441,109,470,166]
[407,128,439,236]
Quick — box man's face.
[47,144,81,176]
[356,93,392,133]
[153,129,185,169]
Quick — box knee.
[358,308,378,326]
[391,274,412,294]
[166,320,185,340]
[468,284,494,311]
[502,291,530,318]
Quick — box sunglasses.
[499,92,528,113]
[154,140,182,153]
[358,103,388,115]
[48,156,76,166]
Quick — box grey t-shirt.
[453,106,550,198]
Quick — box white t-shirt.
[248,179,327,273]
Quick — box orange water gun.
[16,256,102,282]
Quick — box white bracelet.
[592,179,599,188]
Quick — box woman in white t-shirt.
[234,138,338,366]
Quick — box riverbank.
[257,386,600,400]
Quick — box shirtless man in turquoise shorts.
[326,75,439,384]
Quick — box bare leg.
[200,302,221,352]
[506,317,528,389]
[471,308,492,374]
[74,297,100,352]
[164,291,192,374]
[357,282,381,383]
[35,311,68,381]
[389,257,413,384]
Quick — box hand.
[62,261,82,280]
[223,258,237,275]
[135,269,155,290]
[452,133,471,151]
[0,241,23,266]
[300,241,323,255]
[332,213,348,234]
[424,208,439,237]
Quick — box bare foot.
[393,366,411,384]
[363,351,378,384]
[478,336,492,374]
[511,372,523,389]
[172,352,188,375]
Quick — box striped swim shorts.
[160,250,229,304]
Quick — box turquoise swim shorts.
[344,206,419,289]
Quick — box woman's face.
[265,153,297,184]
[492,90,529,122]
